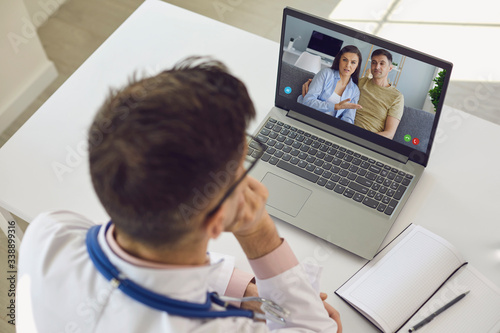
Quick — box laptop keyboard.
[250,118,413,216]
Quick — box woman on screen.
[298,45,362,124]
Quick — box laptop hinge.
[287,110,409,164]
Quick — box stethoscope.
[86,222,288,324]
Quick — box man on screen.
[354,49,404,139]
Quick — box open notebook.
[335,225,500,332]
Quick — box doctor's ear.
[203,206,226,240]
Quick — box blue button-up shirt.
[297,68,360,124]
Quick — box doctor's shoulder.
[20,210,98,260]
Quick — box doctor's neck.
[113,226,210,266]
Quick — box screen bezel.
[275,7,453,167]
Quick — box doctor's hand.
[240,281,265,322]
[227,176,281,259]
[320,292,343,333]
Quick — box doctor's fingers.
[242,177,268,215]
[231,177,269,229]
[323,301,342,333]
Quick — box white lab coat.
[17,211,337,332]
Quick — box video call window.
[279,16,447,153]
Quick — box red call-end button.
[412,137,420,145]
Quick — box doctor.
[17,57,341,332]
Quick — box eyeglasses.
[205,134,266,217]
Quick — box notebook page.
[399,265,500,333]
[339,226,465,333]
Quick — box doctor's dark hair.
[88,57,255,247]
[331,45,362,85]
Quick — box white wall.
[0,0,60,134]
[23,0,67,28]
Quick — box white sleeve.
[207,252,235,295]
[258,263,337,332]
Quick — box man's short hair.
[371,49,393,64]
[88,57,255,247]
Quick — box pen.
[408,290,470,332]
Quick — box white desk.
[0,1,499,331]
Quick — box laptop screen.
[276,8,453,166]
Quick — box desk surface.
[0,1,499,331]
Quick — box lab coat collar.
[96,224,224,303]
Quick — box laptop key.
[369,165,381,174]
[325,181,335,190]
[314,167,324,175]
[384,199,398,215]
[332,157,342,166]
[353,193,365,202]
[269,157,279,165]
[348,182,369,194]
[344,189,355,198]
[339,178,349,186]
[362,197,378,209]
[357,169,367,176]
[277,160,319,183]
[377,203,386,212]
[330,174,340,182]
[298,160,307,168]
[306,155,316,163]
[334,185,345,194]
[317,178,327,187]
[356,176,373,187]
[260,128,271,136]
[261,153,271,162]
[393,185,407,200]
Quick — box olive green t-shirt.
[354,77,404,133]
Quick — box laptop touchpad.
[261,173,312,217]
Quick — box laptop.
[248,7,452,259]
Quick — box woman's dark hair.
[331,45,362,85]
